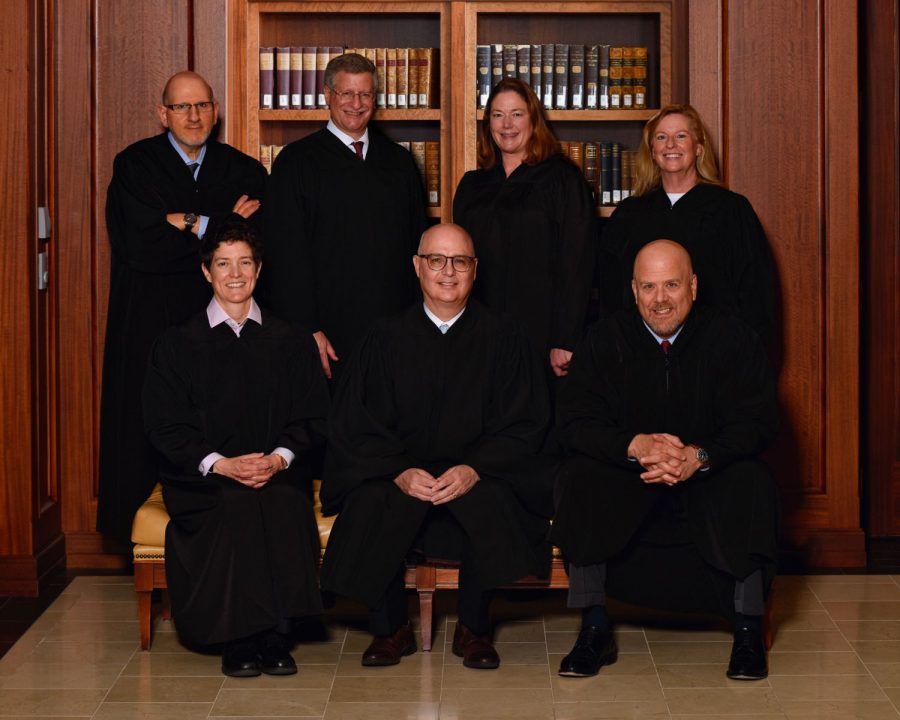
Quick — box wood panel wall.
[0,1,885,589]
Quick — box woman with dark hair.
[601,103,775,344]
[453,78,596,379]
[143,219,329,678]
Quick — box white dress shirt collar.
[207,297,262,337]
[423,304,466,333]
[326,120,369,159]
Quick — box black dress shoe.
[727,625,767,680]
[361,623,417,667]
[260,631,298,676]
[452,622,500,669]
[222,638,261,678]
[558,626,618,677]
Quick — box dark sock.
[734,613,762,633]
[582,604,609,630]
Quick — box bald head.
[162,71,214,105]
[632,239,697,338]
[417,223,475,256]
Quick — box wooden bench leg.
[137,590,152,651]
[415,565,437,652]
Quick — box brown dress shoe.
[452,622,500,669]
[361,623,417,667]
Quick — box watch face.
[184,213,198,226]
[696,447,709,463]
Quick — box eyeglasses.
[329,88,375,103]
[164,101,216,114]
[417,254,477,272]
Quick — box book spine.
[259,144,272,173]
[476,45,491,109]
[397,48,408,109]
[611,142,621,203]
[410,141,427,189]
[491,44,503,90]
[600,142,611,205]
[633,47,648,109]
[302,47,317,109]
[259,47,274,109]
[375,48,386,107]
[316,47,329,108]
[408,48,420,108]
[568,140,584,171]
[541,44,554,108]
[584,142,599,205]
[272,144,285,163]
[425,141,440,207]
[419,48,434,108]
[530,44,542,101]
[386,48,397,108]
[569,44,585,110]
[585,45,599,109]
[599,45,610,109]
[621,47,634,109]
[517,45,531,88]
[503,44,517,79]
[275,47,291,109]
[289,46,303,108]
[621,149,634,200]
[609,47,623,109]
[554,43,569,110]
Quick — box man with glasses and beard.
[98,71,266,541]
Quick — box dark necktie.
[188,162,200,180]
[351,141,364,159]
[660,339,671,354]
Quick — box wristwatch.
[183,212,198,230]
[689,444,710,468]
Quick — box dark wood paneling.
[863,0,900,537]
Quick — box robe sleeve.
[142,330,217,475]
[557,322,638,469]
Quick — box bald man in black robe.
[98,71,266,539]
[320,224,554,670]
[552,239,778,681]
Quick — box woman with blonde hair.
[601,104,775,344]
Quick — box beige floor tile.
[551,674,665,702]
[769,676,887,702]
[644,627,732,642]
[93,702,215,719]
[670,715,786,719]
[824,603,900,621]
[222,664,337,688]
[771,631,853,652]
[440,687,554,719]
[323,701,439,719]
[772,590,828,613]
[867,664,900,688]
[839,622,900,642]
[542,613,582,632]
[882,687,900,709]
[28,641,137,665]
[140,632,193,653]
[336,651,443,676]
[648,641,732,664]
[851,642,900,664]
[548,652,656,676]
[59,583,137,602]
[0,662,124,689]
[329,674,440,702]
[42,619,140,642]
[105,675,224,702]
[12,611,63,637]
[0,688,106,715]
[492,641,549,664]
[807,576,898,586]
[442,663,551,689]
[122,650,223,676]
[343,630,443,653]
[812,586,900,603]
[768,651,868,676]
[552,700,671,718]
[780,699,900,718]
[211,687,329,716]
[773,611,839,632]
[656,662,763,688]
[58,601,141,622]
[492,622,546,643]
[43,593,80,613]
[663,687,782,715]
[293,641,344,664]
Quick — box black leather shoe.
[727,625,767,680]
[361,623,417,666]
[222,638,261,678]
[260,631,298,676]
[558,626,618,677]
[452,622,500,669]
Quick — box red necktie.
[351,141,364,159]
[661,340,671,354]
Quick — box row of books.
[476,44,648,111]
[560,141,636,207]
[259,141,440,207]
[259,47,437,110]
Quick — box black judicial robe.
[262,127,427,377]
[98,133,267,539]
[319,301,555,606]
[453,154,597,356]
[550,306,779,614]
[143,309,329,646]
[599,183,776,345]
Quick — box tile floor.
[4,574,900,717]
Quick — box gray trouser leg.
[566,562,607,608]
[734,569,765,616]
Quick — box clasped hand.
[213,452,285,489]
[627,432,700,486]
[394,465,479,505]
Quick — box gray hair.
[324,52,376,89]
